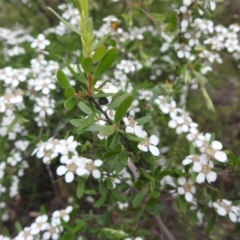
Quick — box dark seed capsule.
[98,97,109,105]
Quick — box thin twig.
[89,97,113,124]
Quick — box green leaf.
[108,93,132,109]
[64,97,78,110]
[15,221,22,232]
[74,219,85,232]
[94,193,108,208]
[124,134,144,142]
[155,170,171,179]
[99,125,115,137]
[209,133,215,144]
[111,190,126,203]
[206,215,216,233]
[133,190,146,208]
[76,0,88,18]
[178,195,187,214]
[82,57,92,74]
[70,119,82,127]
[115,160,125,174]
[120,151,128,165]
[85,124,102,132]
[47,7,81,35]
[92,92,115,98]
[92,45,107,61]
[109,134,120,150]
[211,189,219,202]
[102,150,119,160]
[78,111,96,129]
[85,17,93,35]
[91,32,111,51]
[60,218,72,231]
[78,101,92,114]
[77,179,85,198]
[63,59,86,84]
[57,70,71,88]
[64,87,75,98]
[189,143,195,155]
[136,116,152,125]
[114,95,133,123]
[93,48,118,83]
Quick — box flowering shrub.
[1,0,240,239]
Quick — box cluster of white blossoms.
[210,199,240,223]
[93,15,157,43]
[32,136,103,182]
[123,116,160,156]
[13,206,73,240]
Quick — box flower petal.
[178,176,186,185]
[149,145,160,156]
[196,172,205,183]
[56,166,67,176]
[206,171,217,183]
[211,141,222,150]
[92,169,101,179]
[94,159,103,167]
[214,151,227,162]
[149,135,159,145]
[138,143,148,152]
[185,192,193,202]
[65,172,74,183]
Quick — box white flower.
[137,133,160,156]
[76,158,103,179]
[123,117,143,136]
[7,151,22,166]
[177,177,196,202]
[14,227,34,240]
[34,78,56,95]
[30,34,50,50]
[55,135,79,155]
[33,97,55,117]
[212,199,238,222]
[117,202,129,210]
[30,215,49,235]
[182,154,200,165]
[52,206,73,224]
[42,221,63,240]
[192,154,217,183]
[56,156,84,183]
[62,6,79,25]
[174,43,191,59]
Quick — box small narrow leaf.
[133,190,146,208]
[57,70,71,88]
[63,59,86,84]
[92,45,107,61]
[91,32,111,51]
[64,97,78,110]
[47,7,81,35]
[77,179,85,198]
[94,193,108,208]
[108,93,132,109]
[64,87,75,98]
[82,57,92,74]
[136,116,152,125]
[100,125,115,137]
[114,95,133,123]
[78,111,96,129]
[70,119,82,127]
[93,48,118,83]
[78,101,92,114]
